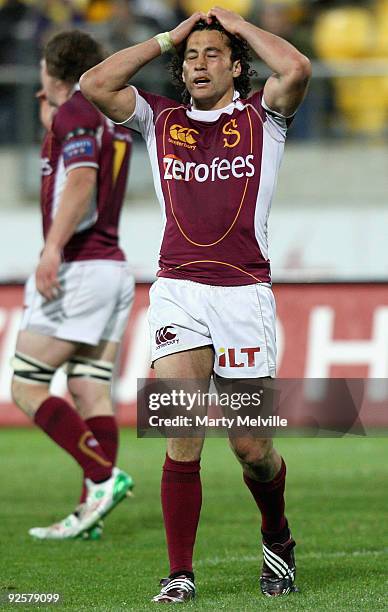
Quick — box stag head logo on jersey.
[223,119,241,149]
[168,124,199,151]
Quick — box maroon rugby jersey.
[41,87,132,262]
[121,88,290,285]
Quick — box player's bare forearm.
[80,11,206,123]
[36,167,96,300]
[236,21,311,115]
[233,21,309,80]
[208,7,311,116]
[80,39,161,122]
[44,167,96,252]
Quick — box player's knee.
[11,377,48,418]
[67,379,87,416]
[11,352,55,417]
[68,381,113,419]
[11,377,25,408]
[232,438,273,468]
[67,376,87,403]
[167,438,203,462]
[66,360,114,420]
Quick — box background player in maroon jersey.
[11,30,134,540]
[81,6,311,601]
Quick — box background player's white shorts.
[149,278,276,378]
[21,260,134,345]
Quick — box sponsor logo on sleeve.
[63,137,95,162]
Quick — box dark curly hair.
[44,30,105,84]
[169,19,256,104]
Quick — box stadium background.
[0,2,387,610]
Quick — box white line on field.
[196,548,388,567]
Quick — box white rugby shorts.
[21,260,134,345]
[148,278,276,378]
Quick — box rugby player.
[81,6,311,600]
[11,30,134,540]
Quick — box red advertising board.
[1,283,388,427]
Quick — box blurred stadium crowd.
[1,0,388,142]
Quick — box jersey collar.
[70,83,81,97]
[187,90,243,122]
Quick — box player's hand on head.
[35,245,62,301]
[207,6,245,35]
[169,11,207,47]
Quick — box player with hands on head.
[81,5,311,601]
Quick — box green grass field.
[1,429,387,611]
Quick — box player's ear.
[232,59,241,79]
[182,70,186,84]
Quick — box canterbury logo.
[155,326,177,346]
[223,119,241,148]
[169,124,199,145]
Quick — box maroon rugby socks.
[161,454,202,577]
[79,415,119,502]
[34,396,112,483]
[243,458,288,542]
[85,415,119,466]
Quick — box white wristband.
[154,32,174,54]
